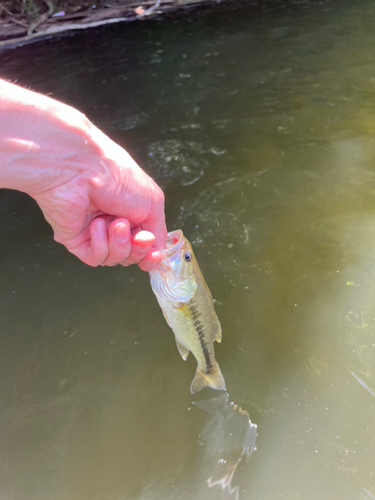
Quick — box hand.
[33,142,166,271]
[0,79,167,270]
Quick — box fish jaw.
[162,230,184,258]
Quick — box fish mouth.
[163,229,184,258]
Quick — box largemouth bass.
[149,230,226,394]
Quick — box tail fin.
[190,363,226,394]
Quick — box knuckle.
[154,185,165,206]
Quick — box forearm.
[0,78,97,196]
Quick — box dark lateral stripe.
[190,304,199,317]
[191,310,213,372]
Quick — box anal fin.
[176,338,189,361]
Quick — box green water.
[1,0,375,498]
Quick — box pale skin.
[0,79,167,271]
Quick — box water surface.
[1,0,375,498]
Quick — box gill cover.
[151,272,196,302]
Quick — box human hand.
[33,140,166,271]
[0,79,167,270]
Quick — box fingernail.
[114,223,128,243]
[133,230,155,247]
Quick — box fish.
[149,229,226,394]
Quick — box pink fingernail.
[133,231,155,247]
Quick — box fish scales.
[149,229,226,394]
[169,287,216,372]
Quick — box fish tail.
[190,363,226,394]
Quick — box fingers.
[138,248,164,272]
[65,214,164,269]
[128,229,155,264]
[103,221,156,267]
[105,219,132,266]
[68,217,160,268]
[68,217,110,267]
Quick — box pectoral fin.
[215,319,222,343]
[175,338,189,360]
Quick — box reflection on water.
[134,393,256,500]
[194,393,256,500]
[1,0,375,498]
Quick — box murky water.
[1,0,375,498]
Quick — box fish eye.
[184,252,192,262]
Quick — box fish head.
[166,230,197,281]
[149,230,198,303]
